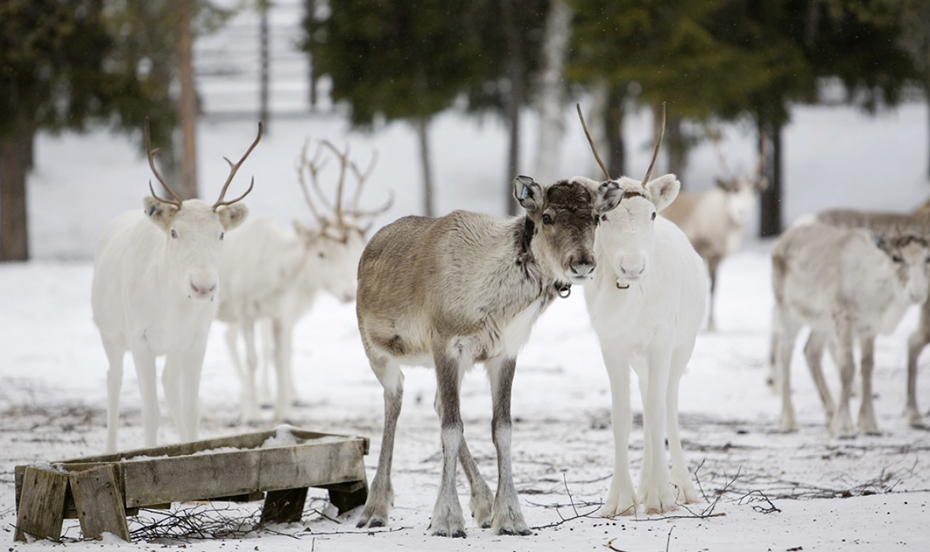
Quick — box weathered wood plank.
[260,488,308,524]
[14,467,68,543]
[257,439,367,491]
[69,464,130,542]
[122,438,367,508]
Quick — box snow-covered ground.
[3,102,930,550]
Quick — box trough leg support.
[261,487,309,524]
[324,479,369,515]
[69,465,131,542]
[14,466,69,543]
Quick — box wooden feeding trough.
[13,427,369,543]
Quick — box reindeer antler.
[576,104,611,181]
[144,117,183,208]
[296,138,329,227]
[320,140,351,227]
[640,102,666,186]
[213,122,263,210]
[709,129,737,180]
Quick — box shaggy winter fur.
[581,174,707,516]
[217,216,364,421]
[354,176,621,537]
[92,198,248,452]
[661,174,766,331]
[771,218,930,437]
[796,209,930,428]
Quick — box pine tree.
[305,0,484,216]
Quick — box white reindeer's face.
[586,175,680,288]
[876,235,930,304]
[294,220,366,303]
[144,197,248,301]
[718,176,767,225]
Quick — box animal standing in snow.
[354,170,622,537]
[92,119,261,453]
[661,135,767,331]
[578,105,707,515]
[218,140,390,422]
[792,209,930,429]
[771,215,930,437]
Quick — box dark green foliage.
[0,0,173,141]
[305,0,483,127]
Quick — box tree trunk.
[0,114,30,261]
[533,0,573,184]
[759,121,782,237]
[605,84,626,178]
[306,0,318,110]
[259,0,271,128]
[667,115,685,184]
[926,79,930,180]
[502,0,524,215]
[177,0,198,200]
[415,117,435,217]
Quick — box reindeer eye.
[170,229,178,239]
[219,232,225,241]
[318,252,326,259]
[892,254,903,263]
[651,212,657,220]
[600,214,608,222]
[542,214,553,225]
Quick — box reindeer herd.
[86,109,929,536]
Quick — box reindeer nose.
[620,260,646,276]
[190,281,216,295]
[570,258,596,278]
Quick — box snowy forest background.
[3,1,930,551]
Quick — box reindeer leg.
[667,342,697,505]
[129,344,160,448]
[777,310,801,433]
[804,330,835,427]
[179,338,207,443]
[432,385,493,529]
[271,318,294,422]
[906,301,930,426]
[858,333,880,435]
[637,342,675,514]
[829,315,857,439]
[357,352,403,528]
[240,315,260,422]
[486,356,530,535]
[428,345,466,538]
[103,336,125,453]
[598,347,637,517]
[706,256,721,332]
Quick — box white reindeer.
[771,217,930,438]
[661,136,767,331]
[354,171,623,536]
[780,209,930,429]
[577,105,707,515]
[92,119,261,453]
[218,140,390,422]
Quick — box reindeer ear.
[513,175,544,213]
[143,196,179,231]
[755,176,769,192]
[594,181,622,213]
[646,174,680,213]
[217,203,249,231]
